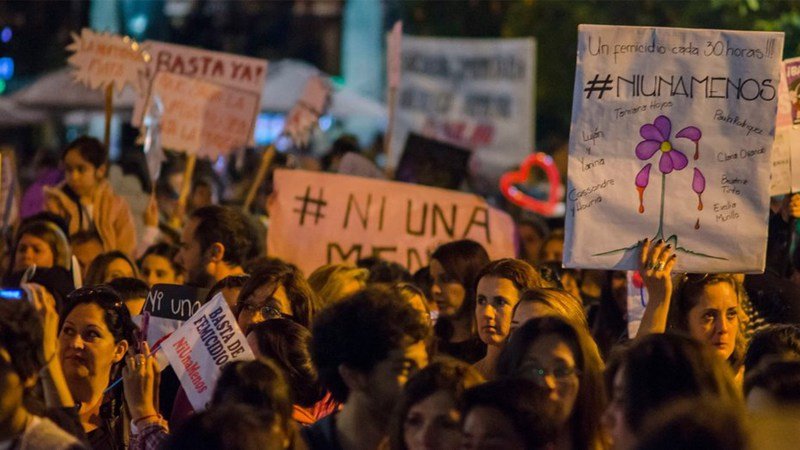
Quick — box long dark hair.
[431,240,489,340]
[247,319,325,407]
[59,285,136,450]
[389,358,483,450]
[61,136,108,230]
[496,316,607,450]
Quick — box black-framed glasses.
[242,303,293,321]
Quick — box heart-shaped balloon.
[499,152,562,216]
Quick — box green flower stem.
[655,172,666,241]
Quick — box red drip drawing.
[695,218,700,230]
[637,186,645,213]
[697,193,703,211]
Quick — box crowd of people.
[2,134,800,450]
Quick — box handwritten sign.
[564,25,784,273]
[389,36,536,171]
[161,293,254,411]
[139,283,208,348]
[784,58,800,193]
[267,169,516,275]
[66,28,148,93]
[283,76,331,147]
[770,62,794,196]
[150,72,261,157]
[132,41,267,147]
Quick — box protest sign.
[564,25,784,273]
[389,36,536,172]
[161,293,254,411]
[784,58,800,193]
[66,28,148,93]
[770,62,793,196]
[283,76,331,147]
[139,283,209,349]
[149,72,261,158]
[132,41,267,147]
[267,169,516,275]
[395,133,471,190]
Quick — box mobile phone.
[0,288,25,301]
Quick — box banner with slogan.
[161,293,254,411]
[769,61,794,196]
[267,169,516,275]
[784,58,800,193]
[137,283,209,349]
[66,28,148,93]
[390,36,536,172]
[132,41,267,152]
[564,25,784,273]
[148,72,262,158]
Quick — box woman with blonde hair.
[307,263,368,309]
[511,287,589,333]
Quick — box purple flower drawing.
[635,115,695,174]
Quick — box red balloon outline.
[499,152,562,216]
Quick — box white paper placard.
[161,293,254,411]
[565,25,784,273]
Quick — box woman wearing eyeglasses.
[496,316,608,450]
[636,239,749,380]
[234,262,318,334]
[36,285,138,450]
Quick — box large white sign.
[267,169,516,275]
[132,41,267,150]
[161,293,254,411]
[565,25,784,273]
[390,36,536,171]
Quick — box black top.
[301,413,344,450]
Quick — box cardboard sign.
[389,36,536,171]
[132,41,268,146]
[769,62,794,196]
[66,28,148,93]
[564,25,784,273]
[267,169,516,275]
[150,72,261,158]
[784,58,800,193]
[161,293,254,411]
[139,284,209,349]
[283,76,331,147]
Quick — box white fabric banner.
[161,293,254,411]
[564,25,784,273]
[390,36,536,171]
[267,169,516,275]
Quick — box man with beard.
[175,205,256,288]
[304,286,430,450]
